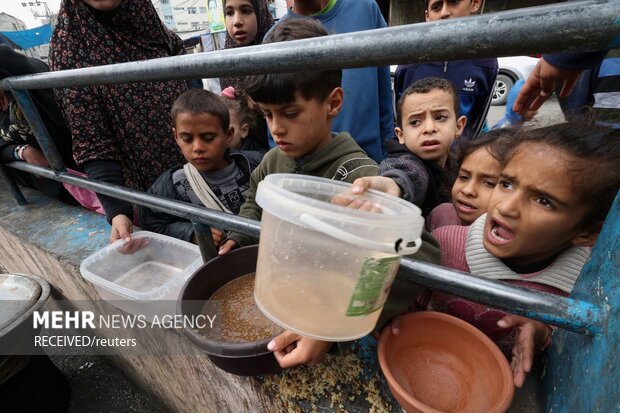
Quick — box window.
[199,7,207,13]
[173,7,184,10]
[191,22,200,28]
[161,0,169,4]
[187,7,197,14]
[164,15,173,21]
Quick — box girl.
[220,0,274,91]
[425,129,508,231]
[430,122,620,387]
[220,86,269,153]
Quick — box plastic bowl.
[178,245,281,376]
[377,312,514,413]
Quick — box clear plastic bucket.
[254,174,424,341]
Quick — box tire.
[492,74,514,106]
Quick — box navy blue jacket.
[394,59,498,139]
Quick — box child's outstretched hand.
[351,176,402,198]
[267,330,333,368]
[218,239,237,255]
[497,314,552,388]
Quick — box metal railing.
[0,0,618,336]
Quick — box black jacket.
[0,46,76,169]
[138,150,262,242]
[381,140,452,217]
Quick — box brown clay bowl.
[377,311,514,413]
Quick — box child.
[393,0,497,138]
[425,129,508,231]
[380,77,467,217]
[220,0,274,91]
[267,0,394,163]
[220,86,269,153]
[429,122,620,387]
[218,18,379,369]
[138,89,261,244]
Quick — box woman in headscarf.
[49,0,189,243]
[219,0,275,91]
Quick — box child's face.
[451,147,500,224]
[484,143,597,266]
[82,0,123,11]
[257,89,343,159]
[425,0,481,21]
[225,0,258,46]
[226,109,248,149]
[173,112,231,173]
[395,89,466,166]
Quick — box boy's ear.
[470,0,482,13]
[394,127,405,145]
[454,115,467,139]
[172,127,179,140]
[225,127,234,144]
[326,87,344,119]
[240,123,250,139]
[571,223,602,248]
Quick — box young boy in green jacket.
[218,17,440,370]
[218,17,379,252]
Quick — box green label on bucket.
[346,256,400,317]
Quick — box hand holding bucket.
[254,174,424,342]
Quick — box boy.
[218,18,380,368]
[381,77,466,216]
[138,89,261,244]
[393,0,497,138]
[264,0,393,163]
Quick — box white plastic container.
[80,231,202,320]
[254,174,424,342]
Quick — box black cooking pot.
[178,245,281,376]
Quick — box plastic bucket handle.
[299,213,421,256]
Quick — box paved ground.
[49,353,168,413]
[487,95,563,127]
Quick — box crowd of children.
[4,0,619,399]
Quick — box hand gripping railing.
[1,1,619,410]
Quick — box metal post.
[192,220,218,263]
[8,162,261,238]
[0,165,27,205]
[544,192,620,411]
[399,258,604,335]
[1,1,618,90]
[11,90,66,173]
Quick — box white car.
[390,55,540,106]
[493,55,540,105]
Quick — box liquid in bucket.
[254,175,423,341]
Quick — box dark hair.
[451,128,512,166]
[220,92,264,141]
[506,122,620,231]
[171,89,230,131]
[396,77,459,127]
[245,18,342,104]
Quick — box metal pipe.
[11,91,66,173]
[192,220,218,263]
[1,0,618,90]
[399,258,604,335]
[0,166,27,206]
[7,162,261,238]
[6,161,605,335]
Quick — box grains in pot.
[198,273,283,342]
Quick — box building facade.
[0,12,47,60]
